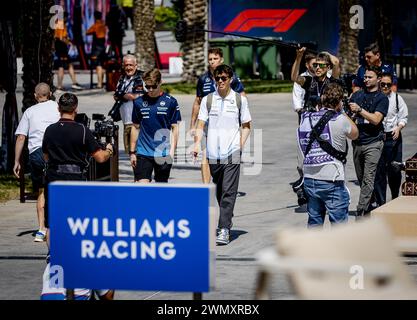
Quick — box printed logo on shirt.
[205,78,211,83]
[143,101,148,108]
[160,101,166,106]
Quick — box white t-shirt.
[15,100,60,154]
[198,89,251,160]
[298,111,352,181]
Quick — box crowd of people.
[12,39,411,298]
[291,42,409,227]
[53,1,128,92]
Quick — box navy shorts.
[134,155,172,182]
[28,148,45,190]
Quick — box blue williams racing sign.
[49,182,216,292]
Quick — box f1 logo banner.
[49,182,217,292]
[209,0,339,52]
[224,9,306,33]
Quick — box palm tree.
[21,0,55,111]
[337,0,360,74]
[375,1,393,61]
[181,0,206,83]
[133,0,156,72]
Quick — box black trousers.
[374,132,403,206]
[209,154,241,230]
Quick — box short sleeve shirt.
[196,71,244,98]
[350,90,389,145]
[15,100,60,154]
[198,89,251,160]
[132,92,181,157]
[42,119,101,168]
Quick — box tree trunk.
[134,0,156,72]
[0,18,18,173]
[337,0,359,74]
[21,0,55,111]
[181,0,206,83]
[375,1,393,61]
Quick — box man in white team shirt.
[193,64,252,245]
[13,83,60,242]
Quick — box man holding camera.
[42,93,113,231]
[298,83,358,227]
[349,67,389,218]
[112,54,144,154]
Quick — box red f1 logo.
[224,9,307,33]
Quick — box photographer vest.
[302,109,348,165]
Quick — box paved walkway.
[1,88,417,299]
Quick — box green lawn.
[0,175,31,203]
[163,80,293,95]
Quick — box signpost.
[49,182,217,297]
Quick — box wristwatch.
[129,151,136,155]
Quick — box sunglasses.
[380,82,392,88]
[313,63,328,69]
[145,84,159,90]
[214,76,229,82]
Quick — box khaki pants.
[123,124,133,154]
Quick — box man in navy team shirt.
[352,42,397,93]
[129,68,181,183]
[190,47,246,183]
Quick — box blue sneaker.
[34,230,46,242]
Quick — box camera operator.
[42,93,113,233]
[291,48,342,205]
[298,83,358,227]
[348,66,389,218]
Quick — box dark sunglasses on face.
[380,82,392,88]
[313,63,328,69]
[145,84,159,90]
[215,76,229,82]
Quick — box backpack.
[206,92,242,126]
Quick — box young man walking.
[193,64,252,245]
[130,68,181,183]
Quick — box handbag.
[108,100,122,122]
[68,44,79,59]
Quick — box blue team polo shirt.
[196,70,245,98]
[132,92,181,157]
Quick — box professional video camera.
[340,73,357,118]
[92,114,118,144]
[75,113,119,182]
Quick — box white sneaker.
[216,228,230,245]
[71,83,83,90]
[34,230,46,242]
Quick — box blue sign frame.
[49,182,216,292]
